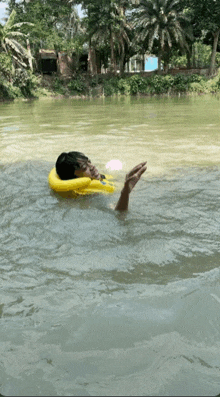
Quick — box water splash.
[106,159,123,171]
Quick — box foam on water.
[106,159,123,171]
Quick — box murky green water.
[0,95,220,396]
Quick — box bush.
[12,69,39,97]
[172,74,188,92]
[96,73,212,97]
[146,75,170,94]
[90,76,99,87]
[52,77,68,95]
[210,72,220,92]
[188,74,204,83]
[118,78,130,95]
[162,75,175,92]
[189,80,208,93]
[96,72,220,97]
[0,77,21,99]
[103,77,120,96]
[0,53,13,80]
[68,75,87,93]
[128,74,148,95]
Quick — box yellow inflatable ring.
[48,168,115,195]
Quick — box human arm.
[115,162,147,211]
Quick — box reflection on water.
[0,96,220,396]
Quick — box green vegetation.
[133,0,191,72]
[0,9,33,70]
[36,71,220,98]
[1,0,220,100]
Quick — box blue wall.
[145,57,158,71]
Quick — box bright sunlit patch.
[106,159,123,171]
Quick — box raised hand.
[124,162,147,193]
[115,161,147,211]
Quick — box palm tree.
[85,0,130,74]
[133,0,191,72]
[113,1,131,74]
[0,9,34,70]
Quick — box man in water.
[56,152,147,211]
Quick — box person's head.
[55,151,101,180]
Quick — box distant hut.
[37,48,90,76]
[37,49,58,74]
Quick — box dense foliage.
[35,71,220,98]
[132,0,192,72]
[1,0,220,98]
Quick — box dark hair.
[56,151,88,180]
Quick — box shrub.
[128,74,148,95]
[118,78,130,95]
[188,74,204,83]
[68,75,87,93]
[90,77,99,87]
[0,53,13,80]
[0,77,21,99]
[189,82,204,93]
[189,79,209,94]
[53,77,68,95]
[147,75,170,94]
[210,72,220,92]
[103,77,120,96]
[12,69,39,97]
[173,74,188,92]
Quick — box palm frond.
[13,22,34,28]
[7,31,27,38]
[134,0,190,57]
[0,9,33,71]
[11,53,27,68]
[5,9,16,30]
[5,38,28,57]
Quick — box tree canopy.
[132,0,191,71]
[1,0,220,74]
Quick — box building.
[37,50,58,74]
[37,49,88,76]
[125,54,158,72]
[145,56,158,72]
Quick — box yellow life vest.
[48,168,115,196]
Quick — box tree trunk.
[88,42,93,74]
[158,50,162,73]
[186,46,192,69]
[119,44,125,75]
[88,39,97,75]
[119,57,124,75]
[110,31,116,74]
[26,38,33,71]
[164,62,169,73]
[209,30,220,75]
[142,53,145,71]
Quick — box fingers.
[127,162,147,177]
[126,166,147,183]
[137,165,147,178]
[134,161,147,171]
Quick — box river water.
[0,95,220,396]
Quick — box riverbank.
[39,72,220,97]
[1,71,220,101]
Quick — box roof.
[38,50,57,60]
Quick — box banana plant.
[0,9,34,70]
